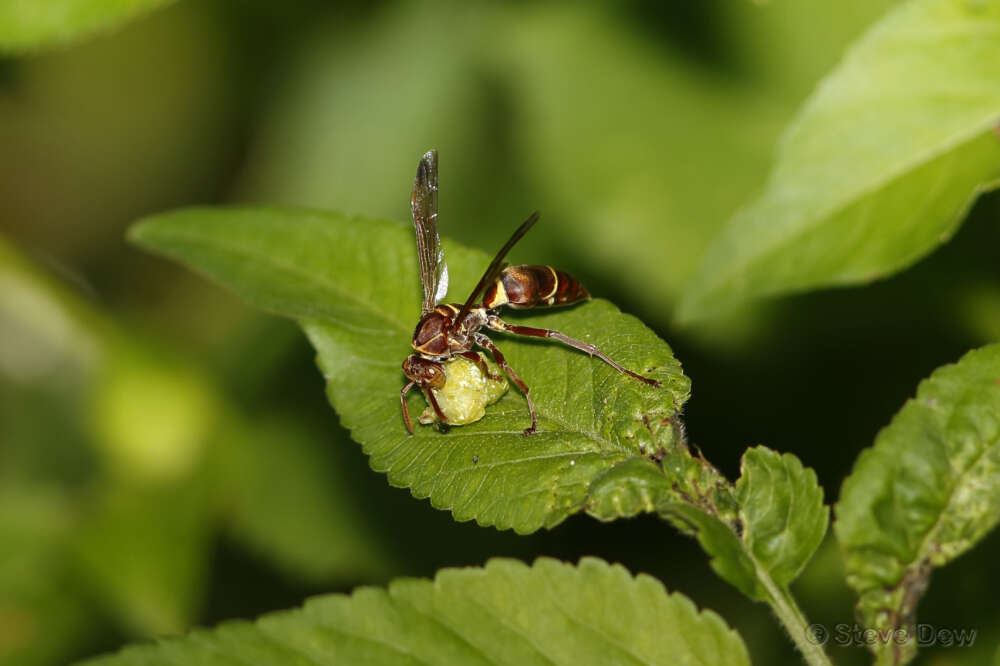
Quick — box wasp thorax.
[411,311,450,356]
[402,355,447,389]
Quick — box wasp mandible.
[400,150,660,435]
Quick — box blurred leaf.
[73,479,213,637]
[219,416,398,583]
[0,489,95,666]
[1,235,219,644]
[956,280,1000,344]
[503,4,783,300]
[680,0,1000,320]
[2,234,400,642]
[0,382,95,487]
[129,207,690,533]
[0,0,175,53]
[80,557,750,666]
[89,345,218,482]
[719,0,899,96]
[0,3,236,264]
[240,2,512,234]
[835,344,1000,665]
[735,447,827,589]
[0,234,107,380]
[239,1,907,338]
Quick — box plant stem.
[754,561,834,666]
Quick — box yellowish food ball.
[418,354,508,426]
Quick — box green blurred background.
[2,1,999,664]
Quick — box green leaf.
[585,457,675,521]
[735,447,828,589]
[80,557,750,666]
[595,448,829,602]
[660,501,763,601]
[584,453,765,602]
[129,207,690,534]
[679,0,1000,321]
[0,0,176,53]
[835,344,1000,664]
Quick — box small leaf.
[130,207,690,533]
[679,0,1000,320]
[80,557,750,666]
[0,0,176,53]
[835,343,1000,664]
[660,502,764,601]
[735,447,828,589]
[586,454,771,602]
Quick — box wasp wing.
[454,211,540,324]
[411,150,449,314]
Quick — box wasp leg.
[474,333,537,436]
[424,382,448,423]
[487,317,661,387]
[401,380,448,433]
[459,350,503,382]
[400,380,416,434]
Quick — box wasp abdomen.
[484,264,590,310]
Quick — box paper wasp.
[401,150,660,435]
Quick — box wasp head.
[402,355,447,389]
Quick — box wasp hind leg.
[474,333,537,436]
[487,317,661,387]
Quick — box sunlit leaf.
[0,0,176,53]
[835,344,1000,664]
[679,0,1000,321]
[130,207,690,534]
[735,446,827,589]
[80,557,750,666]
